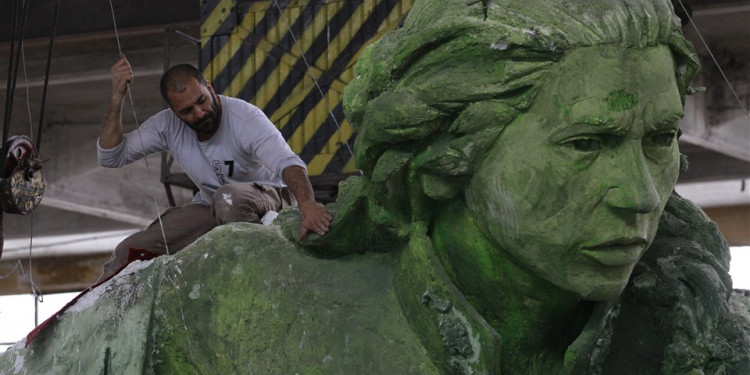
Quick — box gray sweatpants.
[98,183,294,281]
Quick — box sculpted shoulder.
[0,220,438,375]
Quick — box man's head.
[160,64,221,138]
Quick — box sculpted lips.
[580,237,648,267]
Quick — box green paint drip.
[606,90,638,112]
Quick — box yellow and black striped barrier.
[200,0,414,176]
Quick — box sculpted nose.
[603,144,660,214]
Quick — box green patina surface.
[0,223,443,374]
[606,89,639,112]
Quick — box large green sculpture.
[2,0,748,374]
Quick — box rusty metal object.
[0,156,44,214]
[0,135,45,258]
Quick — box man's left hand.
[297,200,333,241]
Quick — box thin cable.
[107,3,197,362]
[20,44,42,305]
[21,45,34,137]
[676,0,750,120]
[271,0,357,162]
[28,212,41,304]
[107,0,170,255]
[0,259,43,298]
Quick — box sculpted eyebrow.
[648,111,683,132]
[550,117,623,139]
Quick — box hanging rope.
[675,0,750,121]
[107,0,170,256]
[105,3,197,361]
[2,0,31,173]
[34,0,61,153]
[21,47,34,137]
[271,0,358,165]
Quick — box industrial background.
[0,0,747,313]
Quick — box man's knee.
[212,184,278,224]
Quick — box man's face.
[167,78,221,137]
[465,45,683,300]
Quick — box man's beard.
[188,94,220,135]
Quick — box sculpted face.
[465,45,683,300]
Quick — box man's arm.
[100,56,132,149]
[282,165,333,241]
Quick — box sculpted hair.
[159,64,208,104]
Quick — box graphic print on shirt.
[212,160,234,184]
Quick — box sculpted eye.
[566,138,602,152]
[645,131,677,147]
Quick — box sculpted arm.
[282,165,332,241]
[100,56,132,149]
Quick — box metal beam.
[0,253,110,295]
[679,143,750,182]
[41,197,151,227]
[703,204,750,246]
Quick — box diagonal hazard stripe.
[242,0,347,108]
[254,0,367,119]
[224,1,316,99]
[283,0,407,152]
[322,131,358,174]
[201,0,236,48]
[298,102,346,157]
[202,1,275,87]
[317,0,414,174]
[269,0,371,128]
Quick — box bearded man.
[97,60,332,280]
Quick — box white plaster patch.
[67,259,155,313]
[222,193,233,206]
[261,210,278,225]
[189,284,201,300]
[11,349,24,374]
[491,42,509,51]
[201,253,209,260]
[233,245,245,255]
[322,354,334,363]
[298,330,307,349]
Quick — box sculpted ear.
[413,126,504,202]
[353,90,447,173]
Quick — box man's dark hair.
[159,64,208,105]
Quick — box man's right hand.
[111,56,133,99]
[100,56,132,149]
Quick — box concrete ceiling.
[0,0,749,294]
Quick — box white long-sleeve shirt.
[98,96,306,205]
